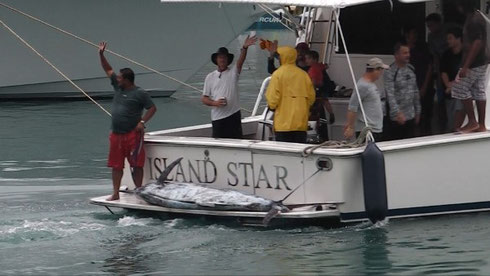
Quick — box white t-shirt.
[203,65,241,121]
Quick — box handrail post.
[251,77,271,116]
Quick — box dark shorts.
[309,99,329,142]
[108,129,145,170]
[385,119,416,141]
[275,131,307,143]
[212,111,243,139]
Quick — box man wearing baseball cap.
[344,57,389,141]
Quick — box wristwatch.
[140,120,145,125]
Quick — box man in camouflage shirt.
[384,43,421,140]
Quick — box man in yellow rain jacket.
[266,46,316,143]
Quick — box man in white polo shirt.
[202,35,257,138]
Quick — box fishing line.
[478,10,490,24]
[0,1,256,114]
[0,18,111,116]
[279,168,321,203]
[0,1,202,93]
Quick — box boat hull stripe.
[340,201,490,221]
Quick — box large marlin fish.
[134,158,289,225]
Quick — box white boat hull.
[89,115,490,224]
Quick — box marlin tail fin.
[156,157,183,185]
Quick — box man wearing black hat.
[202,35,257,138]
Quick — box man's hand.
[136,122,145,133]
[415,114,421,125]
[214,98,227,107]
[445,81,453,95]
[237,35,257,74]
[99,41,113,77]
[396,112,406,125]
[99,41,107,55]
[269,40,278,57]
[343,125,354,140]
[243,35,258,49]
[459,67,468,79]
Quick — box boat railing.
[251,76,271,117]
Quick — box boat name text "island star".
[147,152,291,190]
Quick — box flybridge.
[159,0,432,8]
[159,0,381,8]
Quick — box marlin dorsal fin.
[157,157,183,185]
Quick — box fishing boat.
[91,0,490,226]
[0,0,266,99]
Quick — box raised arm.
[99,42,114,77]
[236,35,257,74]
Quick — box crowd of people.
[202,0,488,143]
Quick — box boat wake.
[354,218,390,231]
[2,165,78,172]
[117,216,154,227]
[0,219,106,242]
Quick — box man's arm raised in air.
[99,42,114,77]
[236,35,258,74]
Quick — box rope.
[478,10,490,25]
[301,9,375,157]
[334,9,371,136]
[0,1,255,114]
[302,126,372,157]
[0,18,111,117]
[280,168,321,203]
[0,1,203,93]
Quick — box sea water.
[2,30,490,275]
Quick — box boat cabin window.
[338,0,482,55]
[338,1,427,55]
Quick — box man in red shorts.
[99,42,157,201]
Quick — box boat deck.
[90,193,340,220]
